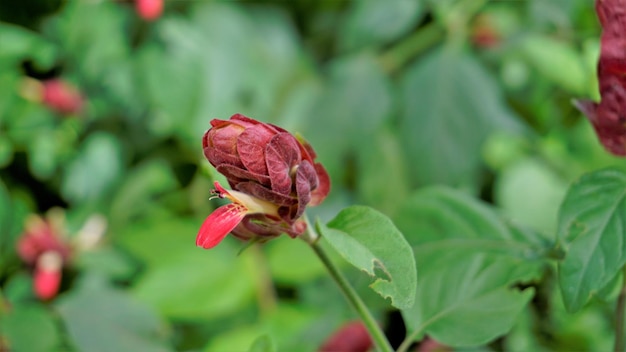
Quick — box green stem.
[615,267,626,352]
[378,21,444,74]
[249,243,278,317]
[302,219,393,352]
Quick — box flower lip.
[211,181,279,217]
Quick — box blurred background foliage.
[0,0,621,351]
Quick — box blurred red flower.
[575,0,626,156]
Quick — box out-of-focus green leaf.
[75,246,136,281]
[3,273,32,303]
[28,130,59,180]
[395,187,546,346]
[557,168,626,312]
[204,326,263,352]
[339,0,422,51]
[304,53,392,179]
[400,47,522,188]
[266,236,325,284]
[110,159,178,225]
[402,247,536,347]
[135,43,204,139]
[248,335,275,352]
[203,303,319,352]
[356,127,410,216]
[61,132,123,204]
[318,206,417,309]
[495,158,568,234]
[177,3,303,133]
[0,303,62,352]
[0,132,13,168]
[55,275,172,352]
[0,179,11,247]
[117,216,255,320]
[48,1,129,82]
[521,34,588,95]
[0,22,58,69]
[6,103,54,144]
[395,186,551,251]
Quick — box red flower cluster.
[16,215,72,300]
[41,79,84,115]
[197,114,330,249]
[575,0,626,156]
[135,0,163,21]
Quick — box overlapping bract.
[197,114,330,248]
[575,0,626,156]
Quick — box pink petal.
[196,204,247,249]
[34,251,63,300]
[34,268,61,300]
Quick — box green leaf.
[0,23,58,68]
[394,187,546,346]
[394,186,551,251]
[0,179,12,245]
[520,34,588,95]
[1,303,62,352]
[135,43,204,138]
[557,168,626,312]
[109,159,179,225]
[495,158,568,234]
[400,47,523,188]
[49,1,130,82]
[55,275,172,352]
[402,247,535,347]
[248,335,275,352]
[303,53,392,180]
[339,0,423,51]
[116,217,256,320]
[356,127,410,216]
[318,206,417,309]
[266,236,325,284]
[61,132,123,204]
[75,246,136,281]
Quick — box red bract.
[575,0,626,156]
[16,215,72,300]
[136,0,163,21]
[471,15,501,49]
[319,321,373,352]
[41,79,84,115]
[197,114,330,249]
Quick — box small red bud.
[471,15,501,49]
[33,251,63,300]
[41,79,84,115]
[319,321,373,352]
[136,0,163,21]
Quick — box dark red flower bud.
[319,321,373,352]
[136,0,163,21]
[416,337,450,352]
[41,79,84,115]
[471,15,501,49]
[16,215,72,300]
[197,114,330,249]
[575,0,626,156]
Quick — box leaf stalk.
[304,217,393,352]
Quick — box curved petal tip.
[196,204,246,249]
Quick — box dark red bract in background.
[575,0,626,156]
